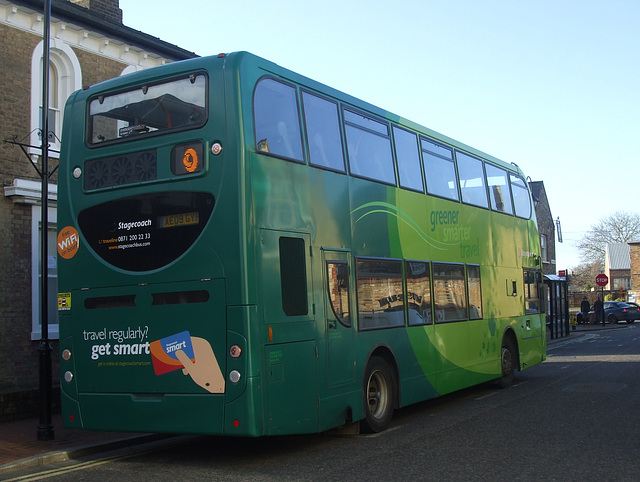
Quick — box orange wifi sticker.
[57,226,79,260]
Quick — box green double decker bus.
[58,51,545,436]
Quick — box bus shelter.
[545,274,570,339]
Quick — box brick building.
[604,243,630,292]
[528,181,557,275]
[0,0,196,421]
[627,242,640,302]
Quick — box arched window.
[30,39,82,158]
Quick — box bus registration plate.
[159,212,200,229]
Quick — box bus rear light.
[64,371,74,383]
[229,370,241,383]
[233,419,239,427]
[230,345,242,358]
[62,349,72,361]
[211,142,223,155]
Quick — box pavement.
[0,321,631,477]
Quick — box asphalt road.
[9,326,640,481]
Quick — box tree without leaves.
[569,261,604,292]
[577,211,640,264]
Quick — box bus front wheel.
[499,337,517,388]
[362,356,395,433]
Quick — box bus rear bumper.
[63,392,225,435]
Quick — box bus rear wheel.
[499,337,517,388]
[362,356,394,433]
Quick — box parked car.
[590,301,640,324]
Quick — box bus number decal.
[182,148,199,172]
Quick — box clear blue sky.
[120,0,640,270]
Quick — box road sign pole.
[595,273,608,325]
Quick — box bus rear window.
[89,73,207,145]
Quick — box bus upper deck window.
[253,78,304,162]
[510,174,532,219]
[89,73,207,145]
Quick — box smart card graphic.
[150,331,195,375]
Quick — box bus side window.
[467,265,483,319]
[432,263,467,322]
[356,258,404,330]
[327,261,351,327]
[456,151,488,208]
[422,138,459,202]
[302,92,346,172]
[393,126,424,193]
[344,110,396,185]
[510,174,532,219]
[486,164,513,214]
[279,237,308,316]
[405,260,432,325]
[254,78,304,162]
[524,268,541,314]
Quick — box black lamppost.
[37,0,54,441]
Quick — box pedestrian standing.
[580,296,590,324]
[594,297,604,325]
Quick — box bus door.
[522,268,546,365]
[260,229,318,434]
[322,249,356,388]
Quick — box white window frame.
[30,39,81,158]
[4,179,59,340]
[31,203,59,341]
[540,234,549,263]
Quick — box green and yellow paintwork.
[58,51,545,437]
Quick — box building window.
[30,40,82,158]
[541,234,549,263]
[612,277,631,290]
[31,204,58,340]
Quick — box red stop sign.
[595,274,609,287]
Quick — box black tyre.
[499,336,517,388]
[362,356,395,433]
[608,314,617,324]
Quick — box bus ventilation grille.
[84,149,157,190]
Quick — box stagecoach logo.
[57,226,79,259]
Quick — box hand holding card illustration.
[174,337,225,393]
[150,331,225,393]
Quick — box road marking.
[4,452,139,481]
